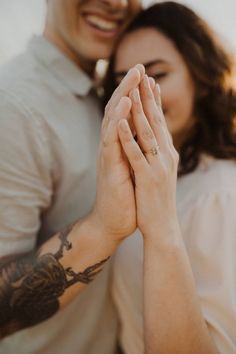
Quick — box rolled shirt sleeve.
[0,90,52,256]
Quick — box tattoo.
[0,225,110,338]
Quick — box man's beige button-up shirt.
[0,36,117,354]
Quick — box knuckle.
[102,136,109,148]
[149,173,158,187]
[141,128,154,141]
[165,149,179,173]
[161,165,169,179]
[134,101,142,114]
[132,148,142,162]
[154,111,163,125]
[157,162,169,181]
[123,133,132,143]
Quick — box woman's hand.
[117,74,179,239]
[90,65,145,244]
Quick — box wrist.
[81,211,122,250]
[142,216,181,245]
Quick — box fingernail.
[127,67,134,77]
[156,83,161,94]
[135,64,145,77]
[119,119,129,132]
[149,77,155,90]
[144,75,153,98]
[143,74,150,89]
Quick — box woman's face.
[114,27,196,148]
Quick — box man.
[0,1,141,353]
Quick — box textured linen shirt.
[0,36,117,354]
[112,156,236,354]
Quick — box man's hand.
[90,65,145,243]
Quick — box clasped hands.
[91,64,179,244]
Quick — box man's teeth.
[85,15,119,31]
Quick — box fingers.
[138,76,168,150]
[148,77,155,91]
[151,83,179,165]
[152,83,173,147]
[104,96,132,143]
[153,82,162,107]
[101,64,145,146]
[117,119,149,174]
[104,64,145,119]
[129,88,160,164]
[101,97,132,167]
[100,64,144,169]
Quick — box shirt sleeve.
[0,90,52,256]
[181,190,236,354]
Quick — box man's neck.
[43,30,96,78]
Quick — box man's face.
[45,0,141,66]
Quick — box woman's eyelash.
[152,73,167,80]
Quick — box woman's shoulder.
[177,155,236,208]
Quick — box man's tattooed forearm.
[0,225,110,338]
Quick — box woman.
[103,2,236,353]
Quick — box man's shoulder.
[0,48,60,117]
[0,49,41,90]
[0,39,100,127]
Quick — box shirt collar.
[29,35,93,97]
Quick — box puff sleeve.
[180,190,236,354]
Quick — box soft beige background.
[0,0,235,66]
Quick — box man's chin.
[89,49,113,62]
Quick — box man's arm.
[0,216,117,339]
[0,65,144,339]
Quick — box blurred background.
[0,0,235,66]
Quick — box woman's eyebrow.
[143,59,167,69]
[115,59,167,78]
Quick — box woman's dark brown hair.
[103,1,236,176]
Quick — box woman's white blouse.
[112,156,236,354]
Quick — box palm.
[95,142,136,240]
[112,158,136,234]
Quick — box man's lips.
[82,12,125,36]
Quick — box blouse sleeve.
[180,190,236,354]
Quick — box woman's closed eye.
[151,72,167,81]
